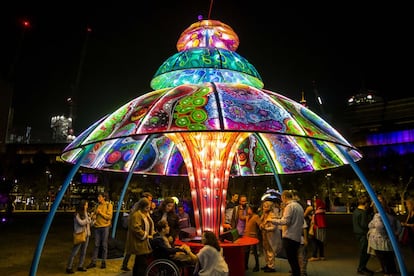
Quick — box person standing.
[66,200,92,274]
[259,200,281,273]
[270,190,304,276]
[230,195,248,236]
[308,198,327,262]
[367,194,400,276]
[292,190,312,276]
[87,192,113,269]
[353,194,374,275]
[177,204,192,239]
[121,192,153,271]
[224,193,239,230]
[151,197,180,244]
[401,196,414,253]
[244,204,261,272]
[125,197,155,276]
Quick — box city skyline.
[1,1,409,141]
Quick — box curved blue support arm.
[338,146,407,276]
[111,155,141,238]
[255,134,283,192]
[30,145,93,276]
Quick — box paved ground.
[1,212,413,275]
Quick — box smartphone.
[306,199,312,206]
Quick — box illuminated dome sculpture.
[60,19,362,237]
[31,18,408,276]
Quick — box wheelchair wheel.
[145,258,181,276]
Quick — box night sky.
[1,1,409,140]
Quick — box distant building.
[344,91,414,157]
[50,115,74,143]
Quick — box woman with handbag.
[401,196,414,251]
[66,200,92,274]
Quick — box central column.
[166,132,249,237]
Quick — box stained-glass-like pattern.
[61,19,362,237]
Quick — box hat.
[261,188,282,203]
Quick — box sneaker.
[65,268,74,274]
[121,266,131,271]
[101,261,106,269]
[308,257,320,262]
[86,262,96,269]
[77,267,87,272]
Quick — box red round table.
[176,236,259,276]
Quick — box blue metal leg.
[30,145,92,276]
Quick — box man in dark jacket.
[352,194,374,276]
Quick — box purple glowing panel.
[366,129,414,146]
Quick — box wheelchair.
[145,256,195,276]
[145,258,181,276]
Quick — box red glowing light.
[22,20,31,28]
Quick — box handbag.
[73,229,87,245]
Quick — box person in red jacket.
[308,198,327,261]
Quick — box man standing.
[224,193,239,230]
[353,194,374,275]
[270,190,304,276]
[230,194,248,236]
[87,192,113,269]
[177,204,192,239]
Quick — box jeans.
[67,236,89,269]
[91,226,109,263]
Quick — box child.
[244,204,261,272]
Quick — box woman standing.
[151,197,180,244]
[367,195,400,276]
[259,200,282,273]
[125,197,155,276]
[66,200,92,274]
[184,231,229,276]
[308,198,327,261]
[401,196,414,252]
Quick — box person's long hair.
[158,197,175,213]
[76,200,88,219]
[203,231,221,252]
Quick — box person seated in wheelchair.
[151,220,193,265]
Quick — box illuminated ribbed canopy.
[62,82,361,175]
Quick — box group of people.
[66,192,114,274]
[353,194,414,276]
[65,191,229,276]
[123,195,229,275]
[65,188,414,276]
[223,190,326,276]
